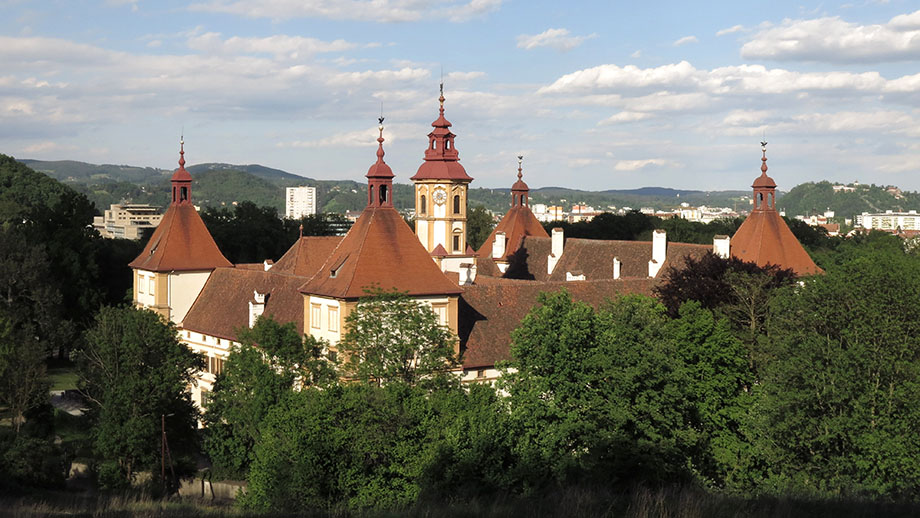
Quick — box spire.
[752,141,777,211]
[511,155,529,208]
[366,117,394,208]
[171,136,193,205]
[411,84,472,181]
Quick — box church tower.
[411,85,474,259]
[129,139,232,323]
[730,142,822,276]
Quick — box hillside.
[778,181,920,220]
[15,157,798,216]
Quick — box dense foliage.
[76,306,203,489]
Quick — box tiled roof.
[128,204,231,272]
[547,239,710,281]
[299,206,461,299]
[272,236,343,277]
[476,205,549,262]
[459,278,655,369]
[182,267,307,341]
[731,210,822,276]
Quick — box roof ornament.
[179,134,185,169]
[299,223,304,237]
[517,155,524,181]
[439,80,445,116]
[376,116,385,160]
[760,139,768,174]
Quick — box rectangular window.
[138,275,145,294]
[328,350,337,363]
[476,369,486,379]
[453,235,461,253]
[200,389,209,409]
[329,307,339,333]
[148,277,155,295]
[311,304,322,329]
[432,304,448,326]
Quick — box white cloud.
[673,35,698,47]
[569,158,600,167]
[600,111,650,124]
[716,24,745,36]
[614,158,677,171]
[741,10,920,63]
[187,33,357,57]
[538,61,699,94]
[445,70,485,82]
[188,0,502,23]
[630,50,641,58]
[516,28,596,52]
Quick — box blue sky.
[3,0,920,191]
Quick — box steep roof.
[459,279,655,369]
[476,205,549,262]
[272,236,343,277]
[182,267,307,341]
[128,203,232,272]
[299,206,461,299]
[731,211,823,275]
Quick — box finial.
[439,81,445,115]
[517,155,523,180]
[376,117,385,159]
[299,223,303,237]
[179,135,186,168]
[760,140,768,173]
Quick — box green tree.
[201,201,289,263]
[759,250,920,498]
[501,290,698,488]
[243,383,437,512]
[76,306,203,488]
[203,317,334,478]
[466,205,495,250]
[338,288,457,386]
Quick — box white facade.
[858,210,920,231]
[285,186,317,219]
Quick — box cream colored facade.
[94,203,163,240]
[181,329,234,413]
[133,269,213,325]
[414,180,469,254]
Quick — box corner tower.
[730,142,822,276]
[129,139,232,323]
[411,85,474,257]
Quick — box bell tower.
[410,84,474,256]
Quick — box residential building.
[285,186,317,219]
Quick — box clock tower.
[411,85,474,260]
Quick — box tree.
[76,306,203,488]
[501,290,699,488]
[466,205,495,250]
[203,317,334,478]
[338,288,458,386]
[201,201,289,263]
[758,250,920,498]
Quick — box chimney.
[713,235,730,259]
[613,257,621,279]
[492,231,506,259]
[249,290,267,328]
[548,227,564,274]
[459,263,477,286]
[648,229,667,277]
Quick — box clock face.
[433,188,447,205]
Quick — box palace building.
[130,95,821,409]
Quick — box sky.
[3,0,920,192]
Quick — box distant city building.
[857,210,920,231]
[93,203,163,240]
[285,186,317,219]
[531,204,565,222]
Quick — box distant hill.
[36,157,907,217]
[188,163,308,183]
[778,181,920,221]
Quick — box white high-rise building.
[285,186,317,219]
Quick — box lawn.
[46,360,79,391]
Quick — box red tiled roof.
[299,206,461,299]
[459,279,655,369]
[182,268,307,341]
[128,204,231,272]
[272,236,343,277]
[412,161,473,181]
[548,239,710,281]
[476,205,549,262]
[731,210,822,276]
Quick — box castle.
[130,92,820,408]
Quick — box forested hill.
[778,181,920,220]
[15,157,761,215]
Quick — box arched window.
[758,192,764,209]
[180,186,188,201]
[379,185,388,204]
[452,230,462,253]
[369,185,374,205]
[420,195,427,215]
[446,140,451,150]
[431,140,436,150]
[453,194,461,214]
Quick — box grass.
[46,360,79,392]
[4,486,920,518]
